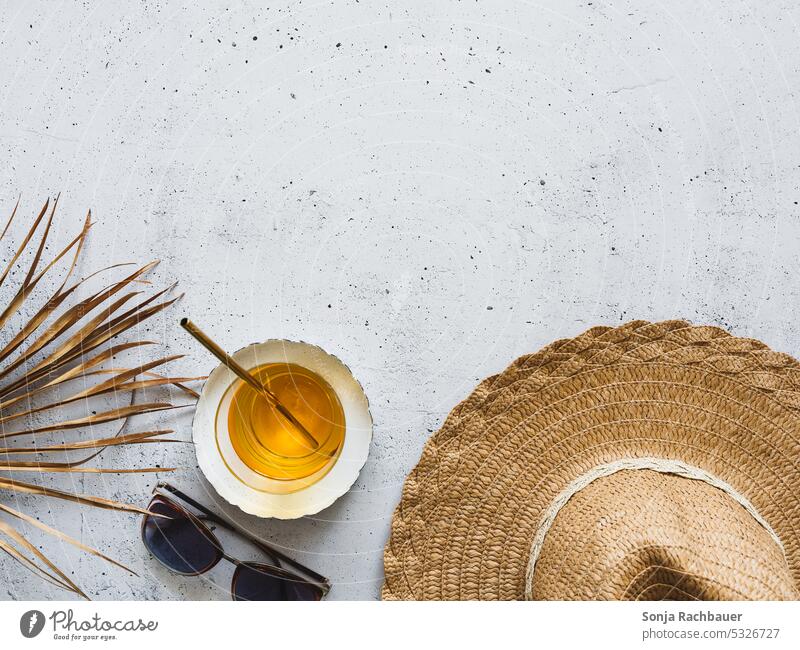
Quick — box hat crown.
[528,468,798,600]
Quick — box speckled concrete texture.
[0,1,799,600]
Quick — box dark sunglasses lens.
[142,499,221,575]
[233,563,323,601]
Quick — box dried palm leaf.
[0,199,200,599]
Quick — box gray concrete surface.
[1,0,799,600]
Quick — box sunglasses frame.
[141,482,331,600]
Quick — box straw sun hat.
[382,320,800,600]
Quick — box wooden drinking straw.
[180,318,320,450]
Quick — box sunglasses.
[141,482,331,600]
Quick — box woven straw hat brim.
[382,320,800,600]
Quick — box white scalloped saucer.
[193,340,372,519]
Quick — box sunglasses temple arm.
[158,485,239,531]
[239,530,329,588]
[157,484,330,588]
